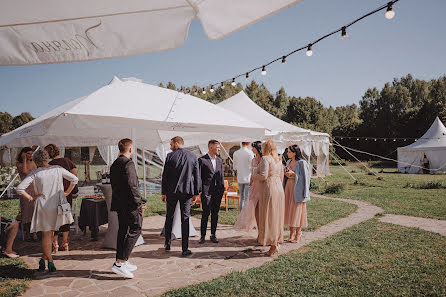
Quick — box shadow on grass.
[0,263,34,280]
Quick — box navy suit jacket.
[161,148,200,196]
[198,154,225,196]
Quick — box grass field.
[164,219,446,297]
[312,165,446,220]
[142,193,357,231]
[0,257,34,297]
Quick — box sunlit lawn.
[312,164,446,220]
[164,219,446,297]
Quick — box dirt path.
[378,214,446,236]
[16,195,383,297]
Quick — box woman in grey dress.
[17,149,78,273]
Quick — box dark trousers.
[116,207,142,261]
[164,193,192,251]
[201,191,223,237]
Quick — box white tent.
[0,0,301,65]
[397,117,446,174]
[0,77,265,154]
[217,91,331,176]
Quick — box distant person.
[45,144,78,252]
[422,154,430,174]
[199,140,225,244]
[16,147,37,242]
[110,138,146,278]
[17,149,78,273]
[233,142,254,210]
[252,140,285,256]
[234,141,262,233]
[283,145,309,243]
[162,136,200,257]
[1,217,19,258]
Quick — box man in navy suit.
[198,140,225,244]
[161,136,200,257]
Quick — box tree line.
[2,74,445,161]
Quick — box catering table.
[78,198,108,241]
[98,184,144,249]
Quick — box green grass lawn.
[312,165,446,220]
[0,257,33,297]
[164,219,446,297]
[142,194,357,231]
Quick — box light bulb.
[306,44,313,56]
[202,88,206,94]
[221,82,224,89]
[231,78,236,86]
[385,3,395,19]
[210,86,214,93]
[357,138,359,141]
[261,66,266,76]
[341,27,348,39]
[393,139,396,142]
[246,72,249,79]
[282,56,286,64]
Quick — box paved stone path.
[16,195,383,297]
[378,214,446,236]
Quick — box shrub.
[404,181,445,189]
[324,183,345,194]
[309,180,319,190]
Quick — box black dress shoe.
[210,235,219,243]
[199,236,205,244]
[165,244,171,251]
[181,250,192,257]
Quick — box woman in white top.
[17,149,78,273]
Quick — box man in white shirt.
[232,142,254,210]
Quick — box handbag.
[58,193,72,215]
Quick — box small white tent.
[0,78,265,154]
[217,91,330,176]
[397,117,446,174]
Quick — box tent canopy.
[216,91,330,176]
[217,91,329,139]
[397,116,446,173]
[0,0,301,65]
[0,77,265,150]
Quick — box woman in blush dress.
[283,145,309,243]
[233,141,263,233]
[17,149,78,273]
[16,147,37,241]
[253,140,285,256]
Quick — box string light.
[202,87,206,94]
[203,0,399,91]
[221,82,224,89]
[194,89,198,95]
[306,44,313,56]
[210,85,214,93]
[385,2,395,19]
[341,26,348,39]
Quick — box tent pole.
[143,149,147,199]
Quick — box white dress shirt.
[207,153,217,171]
[233,147,254,184]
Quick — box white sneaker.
[112,262,134,278]
[124,261,137,272]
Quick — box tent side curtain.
[98,145,120,167]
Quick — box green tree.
[0,112,13,135]
[12,112,34,129]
